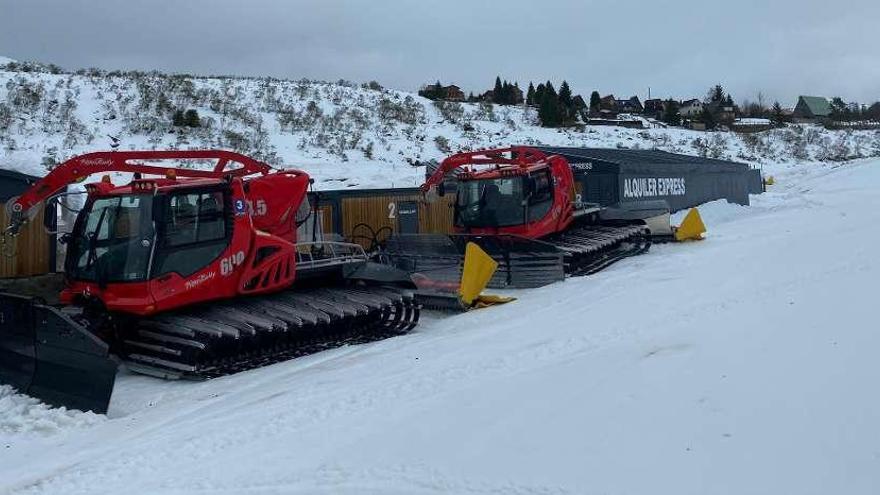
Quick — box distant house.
[705,100,737,124]
[444,85,465,101]
[596,95,619,118]
[792,96,832,123]
[643,98,665,118]
[615,96,643,114]
[599,95,617,110]
[418,83,465,102]
[678,99,703,118]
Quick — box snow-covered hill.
[2,61,880,188]
[2,155,879,494]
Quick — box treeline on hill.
[740,94,880,123]
[659,84,880,130]
[655,84,786,130]
[526,81,585,127]
[420,76,589,128]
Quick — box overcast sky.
[2,0,879,106]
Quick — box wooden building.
[310,187,455,249]
[418,83,465,102]
[615,96,643,114]
[0,169,55,278]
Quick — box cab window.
[153,189,231,278]
[528,171,554,222]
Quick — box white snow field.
[1,158,879,494]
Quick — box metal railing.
[294,241,368,271]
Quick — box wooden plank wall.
[338,193,455,248]
[318,205,333,234]
[418,195,455,234]
[0,209,51,278]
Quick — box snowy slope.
[1,158,878,494]
[2,63,880,187]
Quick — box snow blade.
[382,234,565,290]
[414,290,515,313]
[0,293,117,414]
[675,208,707,242]
[413,291,470,312]
[413,243,516,312]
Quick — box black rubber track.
[546,225,652,277]
[120,286,420,380]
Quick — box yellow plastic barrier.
[674,208,707,242]
[458,242,515,308]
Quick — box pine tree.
[172,109,186,127]
[435,80,445,100]
[493,77,503,104]
[589,91,601,113]
[538,82,560,127]
[661,99,681,126]
[708,84,725,103]
[184,109,201,127]
[771,101,785,123]
[558,81,573,123]
[698,108,717,130]
[419,81,445,100]
[558,81,573,108]
[535,83,546,104]
[830,97,849,121]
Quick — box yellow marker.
[457,242,516,308]
[674,208,707,242]
[458,242,498,305]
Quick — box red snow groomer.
[0,150,420,413]
[385,147,652,292]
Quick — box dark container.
[536,147,764,213]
